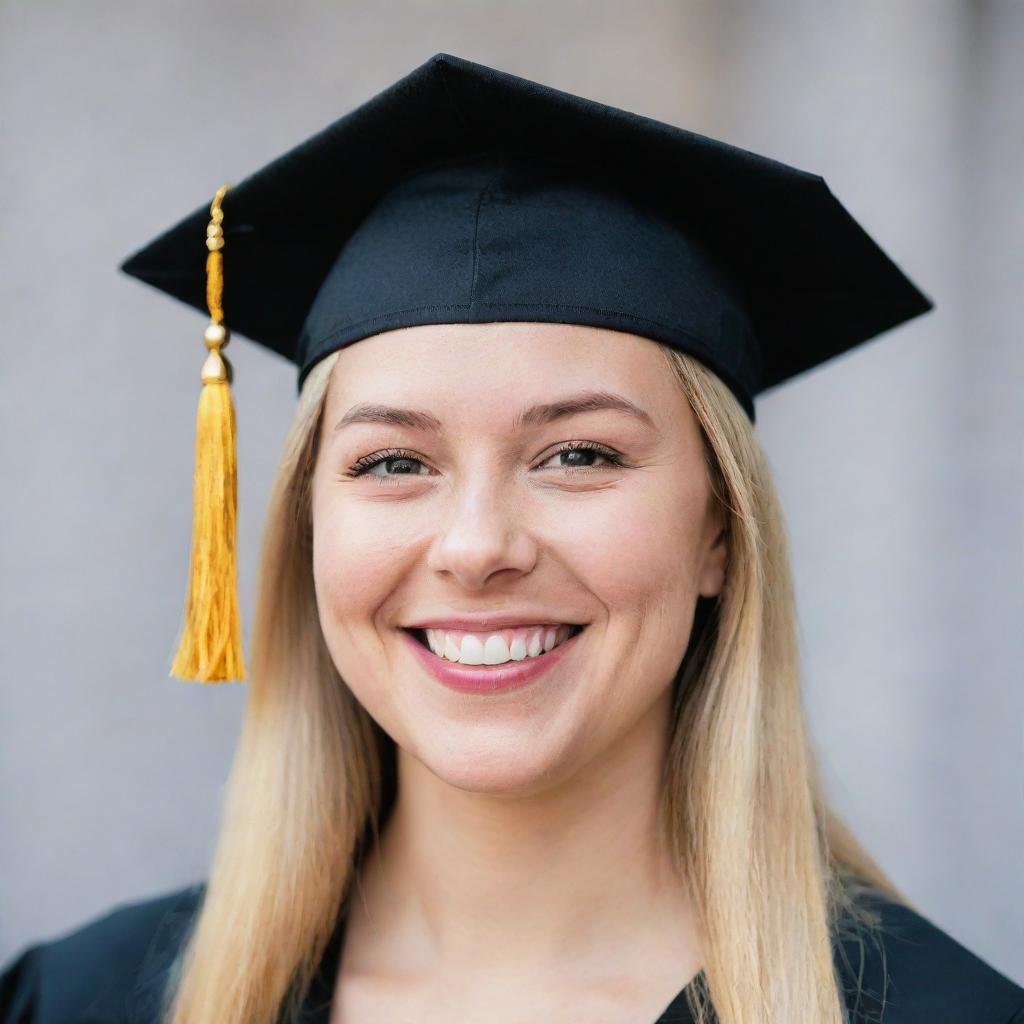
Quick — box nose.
[424,468,537,590]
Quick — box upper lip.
[403,614,585,631]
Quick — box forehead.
[324,322,691,430]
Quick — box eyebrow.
[332,390,658,435]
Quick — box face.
[310,323,727,796]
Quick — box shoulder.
[0,882,206,1024]
[834,889,1024,1023]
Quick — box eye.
[344,448,433,483]
[343,440,625,484]
[536,440,625,472]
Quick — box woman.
[2,53,1021,1024]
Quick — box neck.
[345,691,702,980]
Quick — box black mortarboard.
[118,52,934,684]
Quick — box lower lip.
[400,628,584,694]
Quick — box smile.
[400,624,587,695]
[410,624,584,665]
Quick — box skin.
[310,322,727,1023]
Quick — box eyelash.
[344,440,626,483]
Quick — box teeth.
[423,625,577,666]
[459,635,484,665]
[443,633,461,661]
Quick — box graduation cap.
[118,51,934,685]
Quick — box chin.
[412,733,575,797]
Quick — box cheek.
[310,487,408,641]
[310,487,423,736]
[555,476,705,720]
[557,477,704,615]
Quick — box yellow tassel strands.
[170,184,246,683]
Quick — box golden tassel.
[170,184,246,683]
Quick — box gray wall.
[2,0,1021,983]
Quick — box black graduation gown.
[2,882,1022,1023]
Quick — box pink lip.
[400,627,584,694]
[404,614,581,631]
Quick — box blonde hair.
[163,342,908,1024]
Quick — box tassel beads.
[170,184,247,683]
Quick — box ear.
[697,518,728,599]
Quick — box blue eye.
[346,448,432,480]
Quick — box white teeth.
[459,635,485,665]
[420,625,577,666]
[483,635,509,665]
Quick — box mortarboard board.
[117,51,934,685]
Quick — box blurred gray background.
[1,0,1021,982]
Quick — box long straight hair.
[163,342,906,1024]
